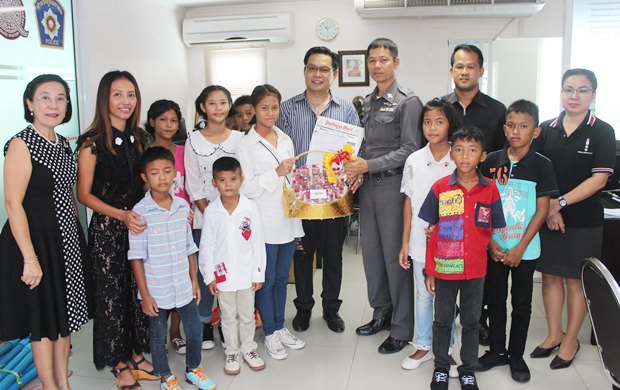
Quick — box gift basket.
[284,145,355,219]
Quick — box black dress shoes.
[323,310,345,333]
[550,341,580,369]
[529,342,561,358]
[378,336,408,354]
[355,314,391,336]
[292,309,311,332]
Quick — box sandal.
[129,356,159,381]
[111,365,141,390]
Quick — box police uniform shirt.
[363,79,423,173]
[532,110,616,227]
[443,90,507,153]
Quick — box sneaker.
[276,328,305,350]
[218,324,227,349]
[401,348,433,370]
[254,308,262,329]
[185,367,216,390]
[477,350,509,372]
[448,355,459,378]
[160,374,181,390]
[459,372,479,390]
[430,368,449,390]
[202,324,215,350]
[224,353,241,375]
[509,355,531,383]
[243,349,266,371]
[264,334,287,360]
[171,338,186,355]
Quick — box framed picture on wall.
[338,50,369,87]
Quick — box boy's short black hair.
[140,146,175,173]
[233,95,252,109]
[506,99,539,126]
[212,156,242,179]
[450,126,486,150]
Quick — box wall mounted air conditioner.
[354,0,545,18]
[182,13,293,47]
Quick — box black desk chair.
[173,118,188,146]
[581,258,620,390]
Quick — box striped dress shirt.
[276,92,361,167]
[128,191,198,310]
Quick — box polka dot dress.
[0,126,91,341]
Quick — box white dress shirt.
[184,129,243,229]
[199,195,266,292]
[237,126,304,244]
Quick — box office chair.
[581,258,620,389]
[173,118,188,146]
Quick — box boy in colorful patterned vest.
[419,126,506,390]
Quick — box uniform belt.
[364,167,403,181]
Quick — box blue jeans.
[193,229,214,324]
[412,260,456,349]
[256,241,296,335]
[149,300,202,376]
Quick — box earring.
[30,111,34,116]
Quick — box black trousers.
[486,255,537,357]
[293,218,348,312]
[434,277,485,374]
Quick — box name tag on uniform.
[379,107,395,112]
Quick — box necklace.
[30,124,58,146]
[307,94,331,117]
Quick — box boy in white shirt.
[200,157,267,375]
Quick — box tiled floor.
[28,240,611,389]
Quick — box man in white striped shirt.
[276,46,361,334]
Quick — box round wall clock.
[316,18,339,41]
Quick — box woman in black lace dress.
[0,74,91,389]
[76,71,153,390]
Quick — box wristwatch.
[558,196,568,208]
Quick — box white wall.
[73,0,566,129]
[73,0,190,132]
[186,0,565,105]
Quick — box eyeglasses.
[305,65,332,75]
[35,96,68,105]
[561,87,592,96]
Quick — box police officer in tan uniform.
[345,38,422,354]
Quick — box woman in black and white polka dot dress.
[0,74,92,389]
